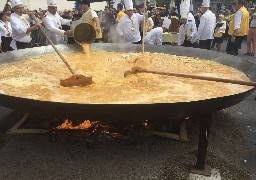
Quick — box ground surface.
[0,41,255,180]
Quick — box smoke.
[109,25,126,43]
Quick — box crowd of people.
[0,0,256,57]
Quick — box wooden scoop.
[124,66,256,87]
[37,21,92,87]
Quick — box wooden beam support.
[7,113,49,134]
[141,120,188,141]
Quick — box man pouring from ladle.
[76,0,102,41]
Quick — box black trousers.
[182,40,193,47]
[199,39,212,50]
[226,35,245,56]
[1,36,13,52]
[16,41,34,50]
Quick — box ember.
[184,117,190,121]
[143,120,149,128]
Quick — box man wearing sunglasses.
[43,0,72,45]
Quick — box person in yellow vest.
[212,14,226,51]
[76,0,102,40]
[116,3,125,25]
[226,0,249,56]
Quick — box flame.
[55,119,120,138]
[56,119,97,130]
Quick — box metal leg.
[190,113,212,176]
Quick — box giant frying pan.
[0,44,255,121]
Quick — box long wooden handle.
[139,69,256,87]
[29,11,75,75]
[141,0,147,54]
[38,26,75,75]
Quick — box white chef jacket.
[116,13,144,43]
[178,21,197,46]
[197,10,216,40]
[10,12,32,46]
[44,11,71,45]
[148,17,154,31]
[0,20,12,37]
[144,27,163,45]
[187,12,195,24]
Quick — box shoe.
[243,52,251,55]
[248,53,254,56]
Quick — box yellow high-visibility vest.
[82,9,102,39]
[228,7,249,36]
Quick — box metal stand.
[141,120,188,141]
[6,113,49,134]
[190,113,212,176]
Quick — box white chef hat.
[187,12,195,23]
[162,17,171,29]
[124,0,133,11]
[9,0,23,8]
[47,0,57,7]
[180,1,190,19]
[202,0,210,8]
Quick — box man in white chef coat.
[0,12,13,52]
[9,0,41,50]
[116,0,146,43]
[144,17,171,45]
[43,0,72,45]
[178,2,197,47]
[196,0,216,50]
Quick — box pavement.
[218,40,256,64]
[213,39,256,176]
[0,41,255,180]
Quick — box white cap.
[219,14,224,19]
[47,0,57,7]
[9,0,23,8]
[180,1,190,19]
[124,0,133,11]
[162,17,171,29]
[202,0,210,8]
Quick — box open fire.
[54,119,120,138]
[50,116,191,141]
[56,119,98,130]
